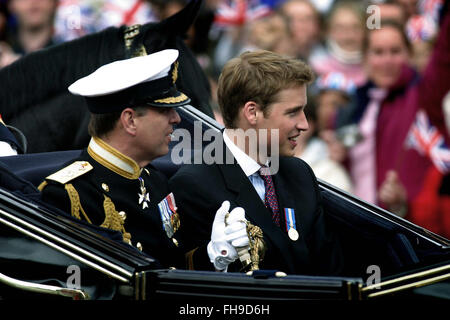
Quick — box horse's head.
[127,0,211,116]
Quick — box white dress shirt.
[223,131,265,202]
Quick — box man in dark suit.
[170,50,344,275]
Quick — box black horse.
[0,0,213,153]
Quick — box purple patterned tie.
[259,166,280,226]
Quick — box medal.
[288,228,299,241]
[164,220,174,238]
[138,177,150,209]
[102,183,109,192]
[171,213,180,234]
[284,208,299,241]
[158,193,179,238]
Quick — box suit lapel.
[273,169,297,232]
[218,147,300,271]
[273,159,311,241]
[218,146,277,231]
[272,162,312,270]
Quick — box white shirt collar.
[223,130,262,177]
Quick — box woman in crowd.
[310,0,367,86]
[295,72,354,193]
[325,2,450,222]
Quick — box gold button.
[102,183,109,192]
[172,238,179,247]
[136,242,143,252]
[119,211,127,221]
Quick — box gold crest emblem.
[172,61,179,84]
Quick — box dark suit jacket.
[169,146,344,275]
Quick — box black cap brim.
[85,77,190,113]
[143,86,191,108]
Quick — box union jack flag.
[214,0,276,26]
[419,0,443,22]
[405,109,450,173]
[406,14,437,41]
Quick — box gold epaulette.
[37,181,47,191]
[45,161,93,184]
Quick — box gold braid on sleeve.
[37,181,47,191]
[64,183,92,224]
[102,195,132,245]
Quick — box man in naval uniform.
[39,49,250,270]
[170,50,345,275]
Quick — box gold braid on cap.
[152,56,189,104]
[154,93,188,104]
[102,195,132,245]
[172,61,179,84]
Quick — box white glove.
[207,201,249,271]
[224,206,249,248]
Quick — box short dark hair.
[217,50,314,128]
[87,106,148,138]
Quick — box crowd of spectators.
[0,0,449,238]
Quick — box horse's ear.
[140,0,202,37]
[130,0,203,56]
[157,0,203,35]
